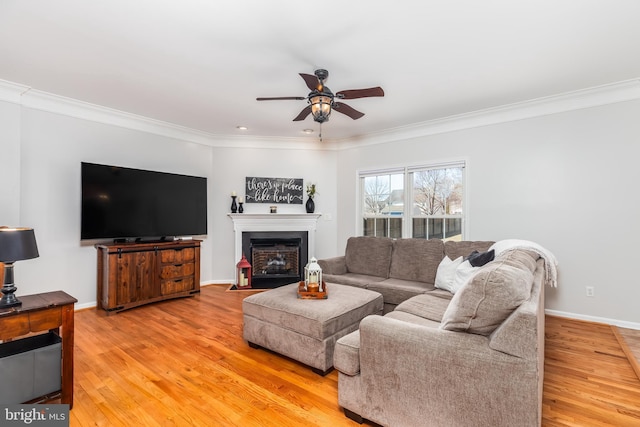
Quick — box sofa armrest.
[354,315,540,426]
[317,256,348,275]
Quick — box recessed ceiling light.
[236,126,248,130]
[303,129,314,134]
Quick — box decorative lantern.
[236,254,252,289]
[304,257,323,293]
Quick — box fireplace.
[242,231,308,288]
[228,213,321,289]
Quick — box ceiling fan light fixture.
[310,94,332,123]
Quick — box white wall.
[14,107,214,307]
[209,146,338,283]
[0,100,21,224]
[0,91,338,309]
[336,99,640,326]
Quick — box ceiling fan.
[256,69,384,124]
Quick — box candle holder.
[231,195,238,213]
[238,202,244,213]
[236,254,251,289]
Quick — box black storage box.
[0,331,62,404]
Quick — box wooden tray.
[297,281,328,299]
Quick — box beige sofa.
[318,236,493,314]
[320,237,550,426]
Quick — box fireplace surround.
[228,213,321,288]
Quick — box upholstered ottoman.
[242,282,383,375]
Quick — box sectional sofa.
[318,236,555,426]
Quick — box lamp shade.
[310,94,332,123]
[0,228,40,263]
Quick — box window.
[361,171,404,238]
[360,162,465,240]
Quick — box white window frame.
[358,160,466,239]
[358,168,405,238]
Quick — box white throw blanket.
[489,239,558,287]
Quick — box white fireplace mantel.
[227,213,322,264]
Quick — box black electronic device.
[81,162,207,241]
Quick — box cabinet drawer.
[29,308,62,332]
[160,248,195,263]
[0,308,61,342]
[0,314,30,341]
[161,277,195,295]
[160,263,195,279]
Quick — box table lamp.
[0,227,39,308]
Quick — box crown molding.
[335,78,640,150]
[1,83,329,151]
[2,78,639,150]
[0,79,31,104]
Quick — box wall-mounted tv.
[81,162,207,241]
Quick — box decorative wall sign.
[245,177,304,204]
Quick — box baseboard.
[75,301,97,311]
[545,309,640,331]
[202,279,233,286]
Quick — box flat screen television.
[81,162,207,241]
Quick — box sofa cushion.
[367,278,434,305]
[424,288,455,300]
[497,249,539,272]
[388,238,444,283]
[434,255,463,292]
[322,273,385,289]
[444,240,494,260]
[345,236,394,278]
[394,293,451,322]
[440,250,535,336]
[384,310,442,328]
[317,256,348,275]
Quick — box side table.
[0,291,77,408]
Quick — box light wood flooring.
[613,326,640,381]
[65,285,640,426]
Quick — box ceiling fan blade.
[299,73,320,91]
[293,105,312,121]
[334,102,365,120]
[257,96,306,101]
[336,87,384,99]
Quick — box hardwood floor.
[66,285,640,426]
[613,326,640,381]
[543,317,640,426]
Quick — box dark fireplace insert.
[242,231,308,288]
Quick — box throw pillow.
[440,260,534,336]
[450,260,477,294]
[465,249,495,267]
[434,256,463,292]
